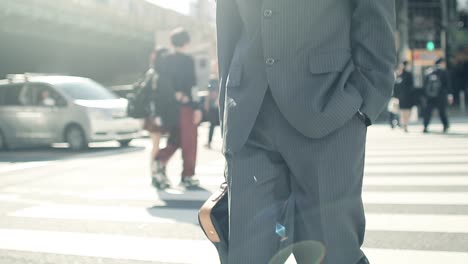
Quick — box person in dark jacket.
[423,58,454,133]
[142,48,178,190]
[394,61,414,132]
[154,28,203,189]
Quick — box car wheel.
[66,126,87,151]
[118,139,132,147]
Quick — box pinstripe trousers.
[225,90,368,264]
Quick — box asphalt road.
[0,122,468,264]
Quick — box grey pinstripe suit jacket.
[217,0,397,154]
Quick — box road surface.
[0,121,467,264]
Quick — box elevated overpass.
[0,0,212,84]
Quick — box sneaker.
[423,128,429,133]
[180,176,200,189]
[151,160,170,190]
[443,126,449,133]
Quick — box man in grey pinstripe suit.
[215,0,396,263]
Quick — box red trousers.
[156,106,198,177]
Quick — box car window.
[0,84,30,106]
[28,83,66,107]
[54,79,118,100]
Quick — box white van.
[0,75,142,150]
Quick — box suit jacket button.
[266,58,275,65]
[263,9,273,17]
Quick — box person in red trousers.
[153,28,203,189]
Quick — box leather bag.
[198,182,229,262]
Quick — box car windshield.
[54,79,118,100]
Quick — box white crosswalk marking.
[9,205,183,224]
[366,214,468,233]
[363,191,468,205]
[364,176,468,186]
[364,249,468,264]
[9,205,468,233]
[0,229,219,264]
[0,123,468,263]
[2,228,468,264]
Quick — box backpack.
[127,69,157,118]
[424,71,442,98]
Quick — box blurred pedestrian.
[204,76,220,149]
[394,61,414,132]
[423,58,454,133]
[214,0,395,263]
[141,48,178,190]
[154,28,202,189]
[387,89,400,129]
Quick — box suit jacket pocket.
[309,49,352,74]
[226,64,242,87]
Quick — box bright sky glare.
[459,0,468,10]
[144,0,195,14]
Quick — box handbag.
[198,182,229,262]
[128,69,156,119]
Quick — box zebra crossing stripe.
[8,204,468,233]
[0,229,218,264]
[0,161,51,174]
[9,205,193,224]
[194,156,468,172]
[0,187,214,202]
[365,156,468,164]
[363,192,468,205]
[0,229,467,264]
[366,214,468,233]
[366,150,468,155]
[3,186,468,205]
[364,248,468,264]
[363,176,468,186]
[364,164,468,174]
[200,175,468,187]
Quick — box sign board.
[408,49,444,66]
